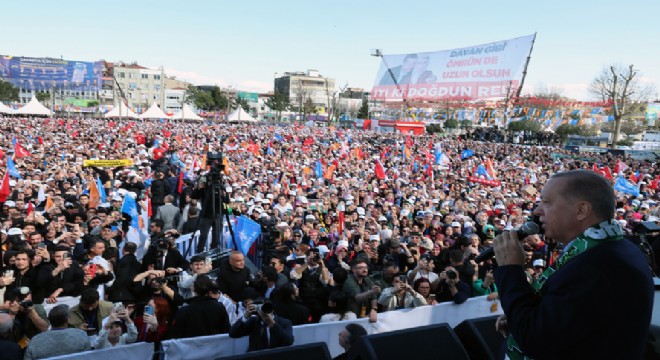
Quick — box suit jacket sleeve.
[494,264,602,358]
[270,317,294,347]
[229,316,257,338]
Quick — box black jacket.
[150,178,170,205]
[168,296,230,339]
[272,300,310,325]
[229,315,294,352]
[494,239,654,359]
[108,254,142,302]
[42,261,85,298]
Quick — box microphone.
[474,221,540,263]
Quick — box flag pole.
[515,33,537,101]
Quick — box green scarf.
[506,220,623,360]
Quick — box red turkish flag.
[153,147,165,160]
[592,164,612,180]
[0,171,10,202]
[375,160,386,180]
[14,143,31,158]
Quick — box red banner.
[468,176,501,187]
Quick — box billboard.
[237,91,259,103]
[0,55,102,92]
[371,34,535,101]
[646,103,660,125]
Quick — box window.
[154,75,161,80]
[128,83,137,90]
[141,74,149,79]
[118,72,125,78]
[128,73,136,79]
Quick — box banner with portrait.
[371,34,535,101]
[0,55,102,92]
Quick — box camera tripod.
[184,167,238,258]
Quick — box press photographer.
[228,293,294,352]
[141,229,188,276]
[191,151,231,253]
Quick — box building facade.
[274,70,335,116]
[112,62,165,113]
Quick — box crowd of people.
[0,115,656,359]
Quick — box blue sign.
[0,55,102,91]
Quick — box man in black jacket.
[169,275,230,339]
[44,246,85,303]
[216,251,250,302]
[229,294,294,352]
[150,171,170,219]
[107,242,141,303]
[493,170,654,359]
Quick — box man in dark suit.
[169,275,230,339]
[229,295,294,352]
[378,54,417,86]
[493,170,654,359]
[141,230,188,290]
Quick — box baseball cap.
[533,259,546,268]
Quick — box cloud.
[525,82,590,100]
[237,80,272,93]
[163,68,272,94]
[163,67,227,87]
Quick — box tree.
[0,80,18,102]
[209,86,228,110]
[35,91,50,103]
[600,119,645,135]
[302,97,316,121]
[265,91,290,122]
[234,97,250,113]
[87,100,99,107]
[186,85,215,110]
[555,124,582,143]
[589,64,655,148]
[532,83,564,109]
[444,118,458,129]
[357,99,369,119]
[508,119,542,132]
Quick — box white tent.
[227,107,257,122]
[14,96,51,116]
[0,102,14,114]
[104,102,138,119]
[172,103,203,121]
[138,103,170,120]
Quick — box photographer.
[141,229,188,277]
[289,247,330,322]
[229,294,294,352]
[191,154,227,253]
[377,274,427,311]
[434,266,470,304]
[1,287,49,346]
[132,269,184,309]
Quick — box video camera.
[202,151,225,184]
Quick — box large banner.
[0,55,102,91]
[371,34,535,101]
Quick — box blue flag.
[461,149,474,159]
[434,148,443,165]
[413,161,418,172]
[6,157,22,179]
[273,134,283,142]
[154,139,159,148]
[12,136,17,147]
[315,160,323,179]
[121,194,140,229]
[234,215,262,255]
[475,164,492,180]
[267,144,273,155]
[96,177,107,203]
[614,176,640,196]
